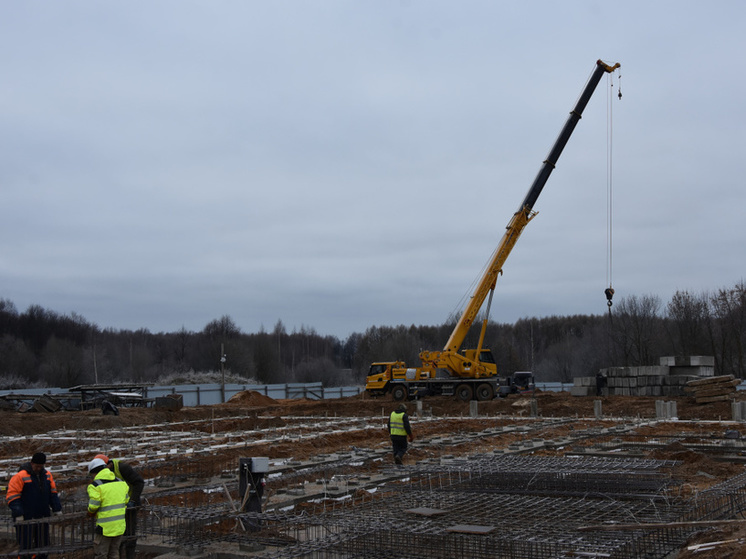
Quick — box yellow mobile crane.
[365,59,621,402]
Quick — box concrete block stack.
[572,356,716,397]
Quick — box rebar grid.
[252,455,746,559]
[0,513,96,559]
[140,504,306,548]
[680,471,746,522]
[403,455,682,498]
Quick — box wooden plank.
[688,386,738,399]
[695,394,732,404]
[685,379,739,392]
[686,375,735,387]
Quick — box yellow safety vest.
[389,411,407,436]
[110,459,124,481]
[87,468,129,537]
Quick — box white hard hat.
[88,458,107,473]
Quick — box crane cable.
[604,70,621,319]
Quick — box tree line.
[0,281,743,390]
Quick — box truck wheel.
[391,385,408,401]
[476,383,494,401]
[455,384,473,402]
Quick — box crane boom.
[365,59,621,402]
[441,59,620,356]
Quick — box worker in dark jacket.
[388,404,414,465]
[94,454,144,559]
[6,452,62,559]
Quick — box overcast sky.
[2,1,744,340]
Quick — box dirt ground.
[3,389,746,558]
[2,388,744,438]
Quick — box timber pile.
[685,375,739,404]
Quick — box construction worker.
[93,454,144,559]
[87,457,129,559]
[388,403,414,465]
[6,452,62,559]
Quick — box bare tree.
[665,290,711,356]
[611,294,662,366]
[710,282,746,377]
[40,336,87,387]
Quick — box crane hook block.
[604,287,615,308]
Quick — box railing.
[144,382,361,407]
[0,383,363,409]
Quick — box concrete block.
[691,356,715,366]
[469,401,478,418]
[656,400,677,419]
[660,355,715,367]
[733,401,746,422]
[594,400,603,419]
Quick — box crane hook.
[604,287,615,308]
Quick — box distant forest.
[1,281,744,389]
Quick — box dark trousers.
[16,519,50,559]
[119,507,138,559]
[391,435,408,461]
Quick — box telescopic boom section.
[440,59,620,357]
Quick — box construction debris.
[685,375,739,403]
[32,394,63,413]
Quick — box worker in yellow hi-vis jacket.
[388,403,414,465]
[87,458,129,559]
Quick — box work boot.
[394,455,402,465]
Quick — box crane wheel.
[455,384,473,402]
[391,385,408,401]
[476,383,494,401]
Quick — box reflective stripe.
[88,499,102,506]
[98,503,126,512]
[97,513,126,523]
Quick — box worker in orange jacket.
[6,452,62,559]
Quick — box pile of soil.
[226,390,279,406]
